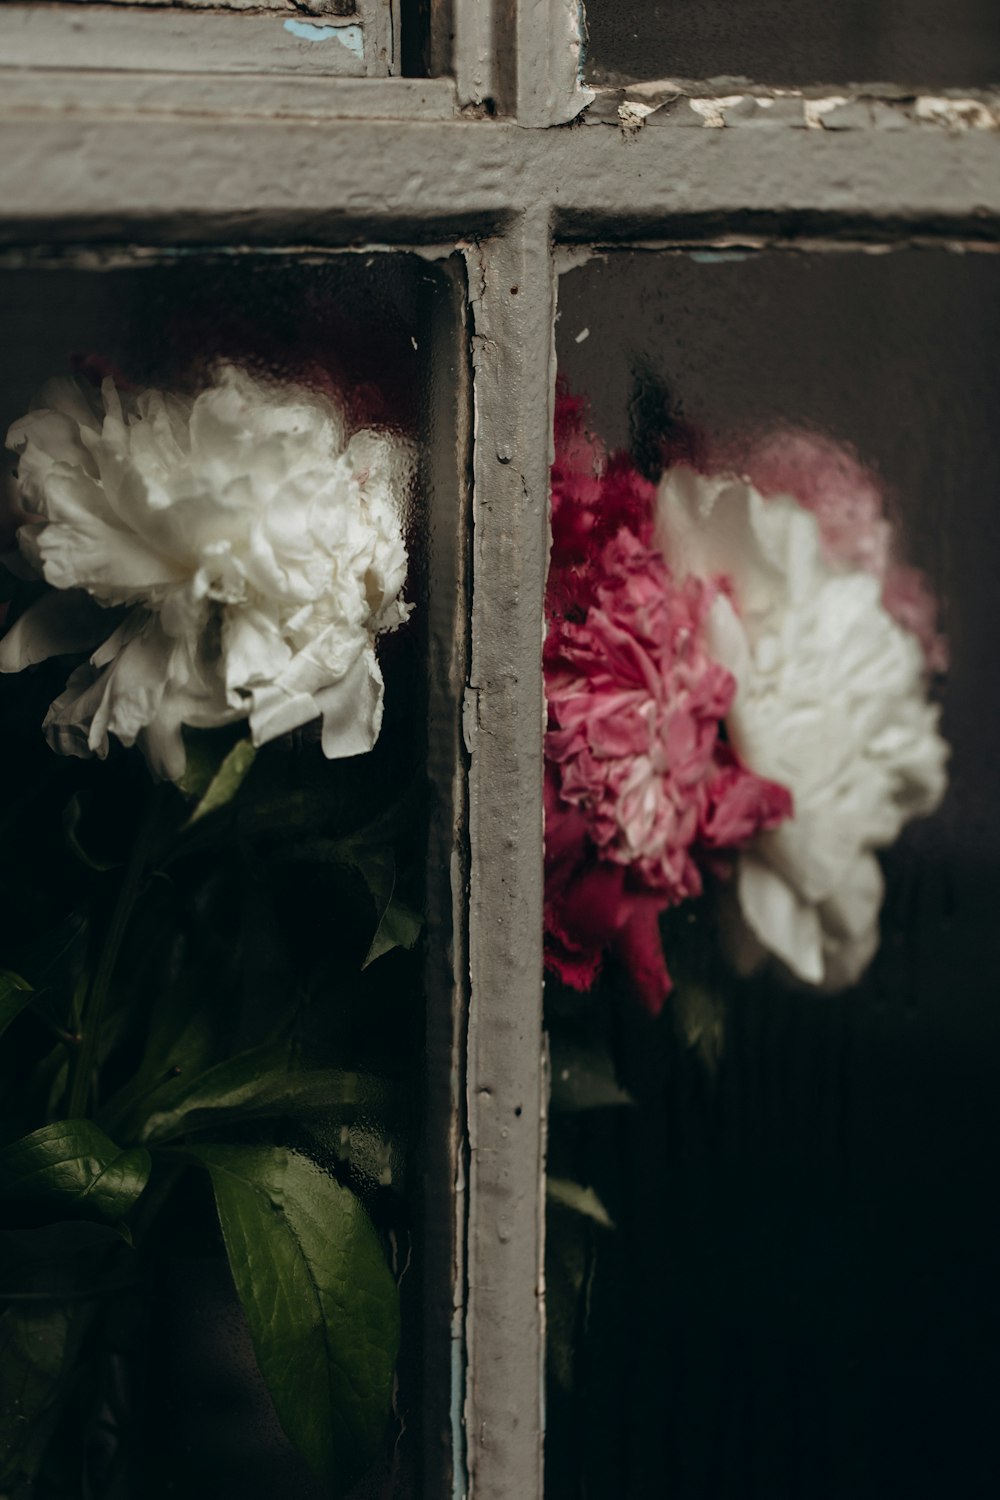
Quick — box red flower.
[544,395,791,1013]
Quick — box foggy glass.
[0,255,461,1500]
[583,0,1000,88]
[546,248,1000,1499]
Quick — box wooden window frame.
[1,0,399,79]
[1,4,999,1497]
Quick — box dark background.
[547,249,1000,1499]
[583,0,1000,88]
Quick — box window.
[0,5,997,1498]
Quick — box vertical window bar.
[421,253,474,1499]
[463,212,555,1500]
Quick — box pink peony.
[741,429,947,673]
[544,396,791,1013]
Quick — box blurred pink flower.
[544,396,791,1013]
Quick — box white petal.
[737,853,825,986]
[818,853,883,944]
[88,625,174,750]
[222,605,292,695]
[820,924,880,992]
[42,663,110,761]
[247,684,321,746]
[5,364,412,780]
[316,647,383,759]
[656,465,949,989]
[0,589,110,671]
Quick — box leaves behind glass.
[0,1121,151,1226]
[0,1221,136,1498]
[549,1035,633,1114]
[133,1041,393,1147]
[189,1145,400,1496]
[0,636,426,1493]
[0,970,34,1043]
[0,1298,98,1498]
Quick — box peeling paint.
[803,95,851,129]
[587,80,1000,135]
[282,18,364,60]
[617,99,655,134]
[462,685,480,755]
[688,95,745,128]
[553,246,598,277]
[916,95,1000,130]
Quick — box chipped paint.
[617,99,655,134]
[688,95,746,128]
[553,246,599,276]
[282,19,364,61]
[803,95,851,129]
[587,80,1000,134]
[916,95,1000,130]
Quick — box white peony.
[655,467,948,990]
[0,364,413,781]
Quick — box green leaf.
[176,725,242,801]
[546,1177,614,1229]
[0,1122,151,1225]
[0,1220,132,1488]
[548,1038,633,1113]
[188,1145,399,1493]
[0,1298,97,1494]
[672,979,726,1071]
[545,1198,592,1393]
[184,738,257,826]
[363,892,422,969]
[273,834,423,967]
[0,970,34,1044]
[0,1220,129,1282]
[9,910,88,999]
[138,1044,390,1146]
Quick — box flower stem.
[66,783,163,1120]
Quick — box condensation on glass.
[546,248,1000,1500]
[0,253,465,1500]
[582,0,1000,88]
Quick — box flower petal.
[737,854,824,986]
[0,589,111,671]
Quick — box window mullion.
[463,210,555,1500]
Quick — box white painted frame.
[0,0,396,77]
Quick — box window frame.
[2,5,999,1497]
[0,0,398,78]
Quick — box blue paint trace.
[688,250,753,264]
[282,19,365,60]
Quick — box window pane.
[583,0,1000,88]
[546,248,1000,1498]
[0,253,464,1500]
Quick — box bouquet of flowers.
[544,392,949,1015]
[0,362,422,1498]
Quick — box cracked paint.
[588,79,1000,134]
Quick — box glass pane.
[546,248,1000,1498]
[583,0,1000,88]
[0,253,463,1500]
